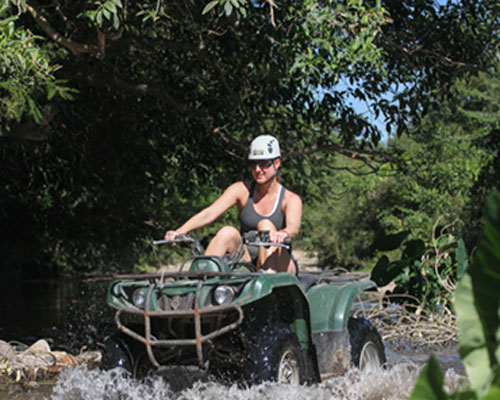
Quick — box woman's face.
[250,158,280,183]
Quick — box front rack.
[114,272,246,368]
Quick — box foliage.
[370,218,466,312]
[408,190,500,399]
[0,0,498,280]
[0,0,75,136]
[300,157,390,268]
[303,63,497,270]
[453,65,500,246]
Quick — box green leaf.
[47,86,56,100]
[371,230,410,251]
[104,2,117,14]
[102,9,111,20]
[202,0,219,15]
[16,52,26,70]
[456,238,468,279]
[482,368,500,400]
[454,190,500,397]
[403,239,426,259]
[224,1,233,16]
[96,11,103,25]
[370,255,400,286]
[455,273,491,395]
[113,12,120,30]
[408,356,449,400]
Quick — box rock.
[26,339,51,354]
[0,337,103,382]
[0,340,15,361]
[12,352,55,369]
[11,339,55,369]
[52,351,79,367]
[77,350,102,369]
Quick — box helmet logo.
[267,139,275,154]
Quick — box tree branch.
[75,72,214,131]
[26,1,100,56]
[287,143,397,169]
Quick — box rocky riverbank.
[0,339,101,387]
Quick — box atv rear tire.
[348,317,386,372]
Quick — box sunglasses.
[249,160,274,170]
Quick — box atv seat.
[298,273,319,292]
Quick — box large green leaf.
[455,190,500,396]
[456,239,468,279]
[408,356,449,400]
[455,273,492,396]
[403,239,426,259]
[481,368,500,400]
[371,230,410,252]
[370,255,401,286]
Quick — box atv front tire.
[244,324,309,385]
[100,332,134,373]
[101,330,151,378]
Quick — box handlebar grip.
[283,236,292,246]
[153,234,193,245]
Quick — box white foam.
[48,362,465,400]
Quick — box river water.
[0,279,466,400]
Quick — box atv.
[103,232,385,385]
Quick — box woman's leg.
[256,219,296,274]
[205,226,251,261]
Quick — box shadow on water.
[0,278,115,352]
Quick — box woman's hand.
[270,229,289,244]
[164,230,180,242]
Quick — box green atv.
[103,232,385,385]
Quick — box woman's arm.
[166,182,246,238]
[282,191,302,238]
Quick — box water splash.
[48,363,465,400]
[51,367,174,400]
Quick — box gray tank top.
[239,182,286,233]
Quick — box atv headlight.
[213,285,235,305]
[132,288,147,308]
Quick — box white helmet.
[248,135,281,160]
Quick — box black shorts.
[247,244,299,276]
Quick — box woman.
[164,135,302,274]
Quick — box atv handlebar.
[153,234,196,246]
[242,230,291,250]
[153,230,291,257]
[153,234,204,256]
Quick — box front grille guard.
[114,274,245,369]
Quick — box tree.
[303,61,499,270]
[4,1,498,153]
[0,1,74,139]
[0,0,498,279]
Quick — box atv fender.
[307,279,376,332]
[306,279,376,379]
